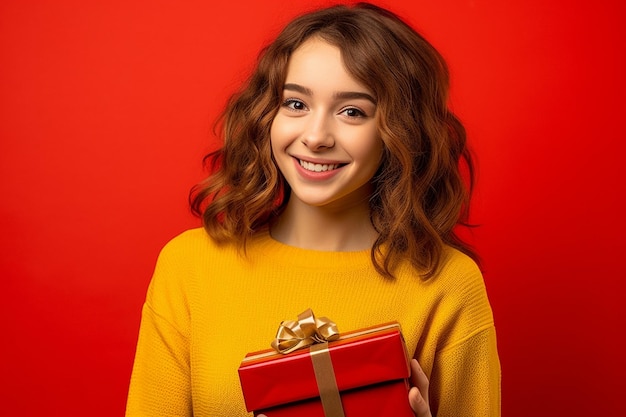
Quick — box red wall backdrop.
[1,0,624,415]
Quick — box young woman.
[126,3,500,416]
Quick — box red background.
[1,0,624,415]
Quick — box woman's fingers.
[408,359,432,417]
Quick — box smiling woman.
[269,37,383,248]
[126,3,500,417]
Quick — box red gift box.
[238,313,414,417]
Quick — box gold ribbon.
[271,308,340,354]
[271,309,345,417]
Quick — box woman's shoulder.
[440,246,482,280]
[164,227,211,246]
[149,228,239,289]
[429,246,489,303]
[157,227,222,261]
[394,246,485,298]
[436,246,494,322]
[161,227,217,253]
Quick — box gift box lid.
[238,322,410,411]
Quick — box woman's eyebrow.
[333,91,377,104]
[283,83,312,96]
[283,83,377,105]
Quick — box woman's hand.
[408,358,432,417]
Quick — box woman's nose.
[300,114,335,150]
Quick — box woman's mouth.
[299,159,343,172]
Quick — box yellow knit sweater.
[126,228,500,416]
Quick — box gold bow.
[271,308,340,354]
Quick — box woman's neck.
[269,197,378,252]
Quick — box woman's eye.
[341,107,366,118]
[282,99,307,111]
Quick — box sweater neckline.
[250,228,373,268]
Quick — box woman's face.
[270,37,382,211]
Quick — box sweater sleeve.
[430,326,501,417]
[125,236,193,417]
[426,254,501,417]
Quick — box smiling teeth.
[300,160,340,172]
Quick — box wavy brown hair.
[190,2,477,279]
